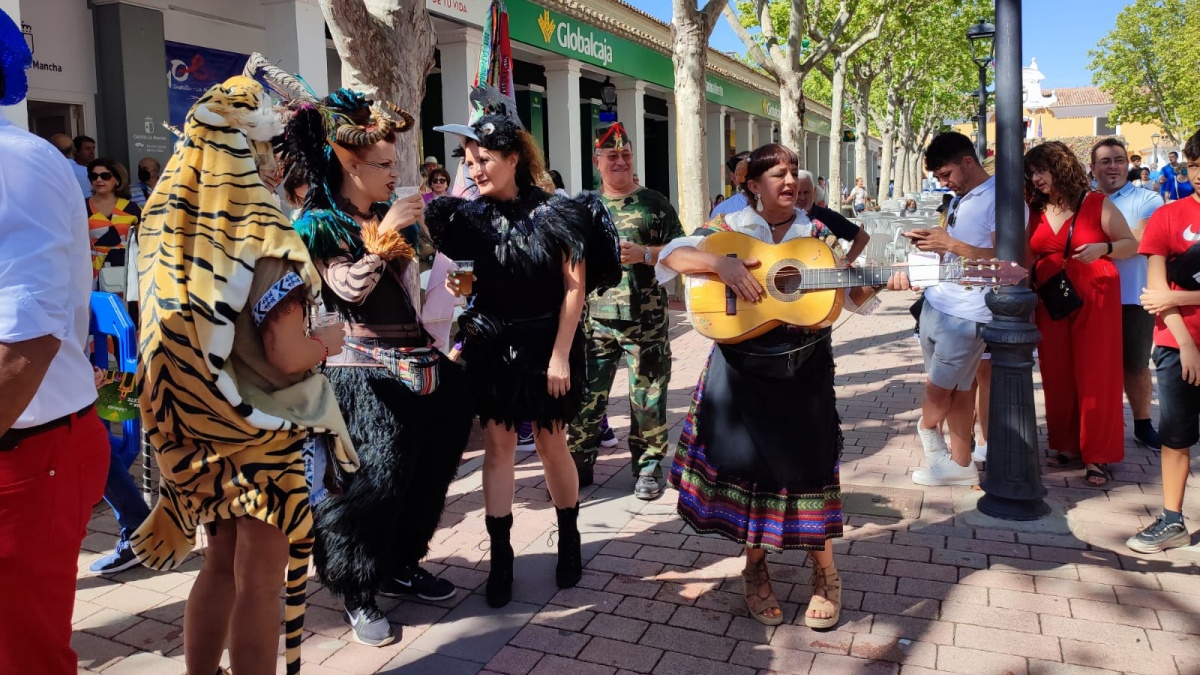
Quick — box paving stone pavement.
[74,294,1200,675]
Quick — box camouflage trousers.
[569,315,672,477]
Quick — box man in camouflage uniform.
[570,123,683,500]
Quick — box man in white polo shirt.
[1092,137,1164,449]
[889,132,998,486]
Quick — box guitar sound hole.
[773,266,803,294]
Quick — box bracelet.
[309,335,328,362]
[1106,242,1113,255]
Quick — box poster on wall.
[165,41,249,128]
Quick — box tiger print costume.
[130,75,357,675]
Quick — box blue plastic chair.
[89,291,140,470]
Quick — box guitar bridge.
[725,253,737,315]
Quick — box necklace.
[767,214,796,231]
[335,195,375,221]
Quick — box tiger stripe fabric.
[129,76,356,674]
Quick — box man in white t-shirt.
[888,132,998,486]
[1092,138,1164,449]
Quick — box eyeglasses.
[88,171,115,182]
[1024,167,1047,181]
[359,159,398,174]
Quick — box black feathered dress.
[426,187,620,431]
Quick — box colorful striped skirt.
[669,348,843,552]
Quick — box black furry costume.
[426,188,620,430]
[280,88,474,610]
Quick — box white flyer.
[906,250,942,287]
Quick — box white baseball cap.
[423,155,439,164]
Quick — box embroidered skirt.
[669,345,843,552]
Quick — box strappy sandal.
[804,558,842,630]
[741,559,784,626]
[1047,451,1082,468]
[1085,463,1111,487]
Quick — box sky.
[628,0,1130,89]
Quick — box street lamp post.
[978,0,1051,521]
[967,19,996,161]
[1152,132,1161,166]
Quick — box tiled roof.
[1049,86,1113,108]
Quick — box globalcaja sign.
[501,0,779,121]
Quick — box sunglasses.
[431,178,448,184]
[88,171,115,182]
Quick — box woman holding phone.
[280,89,475,646]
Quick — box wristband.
[1106,242,1113,255]
[309,335,328,362]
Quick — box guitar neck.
[798,264,959,290]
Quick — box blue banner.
[165,41,249,128]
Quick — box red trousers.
[1035,274,1125,464]
[0,411,108,675]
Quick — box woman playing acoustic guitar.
[655,143,874,630]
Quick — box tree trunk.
[671,0,726,232]
[319,0,435,189]
[850,80,872,198]
[826,55,848,203]
[779,74,806,160]
[875,94,896,200]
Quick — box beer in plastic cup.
[451,260,475,295]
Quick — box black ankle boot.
[485,514,514,608]
[555,503,582,589]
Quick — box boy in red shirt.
[1129,129,1200,553]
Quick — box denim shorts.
[1153,346,1200,449]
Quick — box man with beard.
[1092,138,1164,449]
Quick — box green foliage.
[1088,0,1200,145]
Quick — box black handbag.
[1167,243,1200,291]
[1034,192,1086,321]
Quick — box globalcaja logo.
[536,9,614,66]
[762,100,780,118]
[538,10,555,43]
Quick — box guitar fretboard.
[792,265,959,290]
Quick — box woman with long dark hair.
[1026,140,1138,486]
[280,89,475,646]
[429,103,619,608]
[656,143,870,630]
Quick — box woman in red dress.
[1026,141,1139,486]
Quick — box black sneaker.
[634,474,664,501]
[344,602,395,647]
[1127,515,1191,553]
[379,565,457,601]
[599,424,618,448]
[516,422,536,451]
[1133,421,1162,450]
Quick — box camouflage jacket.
[589,188,684,322]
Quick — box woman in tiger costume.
[279,89,475,647]
[131,75,357,675]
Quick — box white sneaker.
[912,454,979,487]
[972,442,987,463]
[916,417,950,462]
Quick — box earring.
[755,193,764,212]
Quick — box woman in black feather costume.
[430,107,620,608]
[279,90,475,647]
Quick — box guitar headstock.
[958,259,1029,290]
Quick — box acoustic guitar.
[685,230,1028,343]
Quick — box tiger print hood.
[137,75,324,435]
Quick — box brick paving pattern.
[74,294,1200,674]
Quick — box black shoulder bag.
[1033,192,1086,321]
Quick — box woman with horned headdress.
[429,93,621,608]
[278,88,475,647]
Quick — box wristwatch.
[643,248,653,264]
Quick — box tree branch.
[700,0,729,33]
[721,3,782,80]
